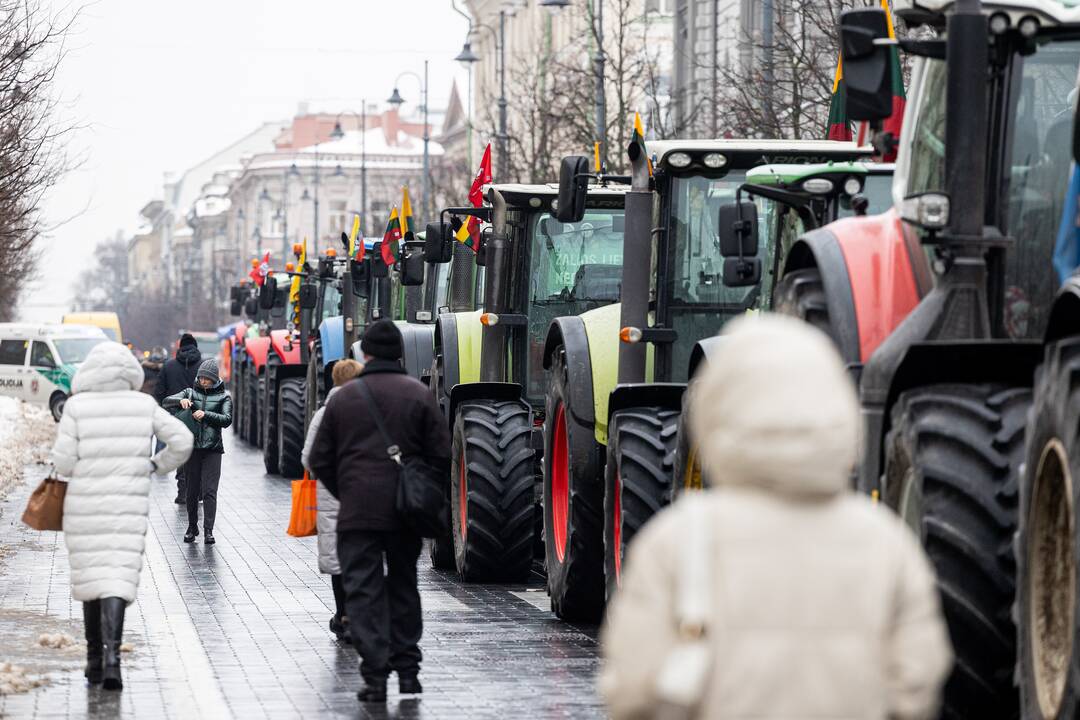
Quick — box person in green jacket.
[164,358,232,545]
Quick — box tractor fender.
[687,336,727,381]
[244,336,271,372]
[543,316,595,427]
[607,383,687,430]
[269,329,301,365]
[275,362,307,382]
[784,209,928,364]
[1044,276,1080,344]
[857,340,1043,495]
[318,316,345,366]
[233,323,247,344]
[397,321,435,383]
[432,313,459,418]
[578,303,631,445]
[448,382,525,426]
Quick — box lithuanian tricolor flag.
[629,112,652,176]
[381,206,402,266]
[348,214,363,261]
[401,186,415,241]
[880,0,906,161]
[826,54,852,141]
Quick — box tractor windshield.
[905,38,1080,338]
[663,171,779,381]
[526,208,625,398]
[320,283,342,324]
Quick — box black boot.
[101,597,126,691]
[357,679,387,703]
[398,675,422,695]
[184,526,198,543]
[82,600,103,684]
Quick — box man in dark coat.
[155,333,202,503]
[308,319,450,704]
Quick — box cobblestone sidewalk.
[0,435,605,719]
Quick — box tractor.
[772,0,1080,715]
[424,181,630,582]
[228,275,290,448]
[542,141,876,621]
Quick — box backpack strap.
[355,378,403,466]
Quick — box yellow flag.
[349,212,362,260]
[289,237,307,315]
[401,186,414,238]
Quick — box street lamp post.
[388,65,431,221]
[331,104,369,236]
[461,14,507,179]
[283,163,299,260]
[540,0,604,166]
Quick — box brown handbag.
[21,474,67,531]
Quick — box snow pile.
[36,633,77,649]
[0,662,46,695]
[0,401,57,500]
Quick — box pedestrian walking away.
[308,319,451,704]
[302,357,364,645]
[155,333,202,504]
[49,342,193,691]
[139,346,167,396]
[599,315,953,720]
[163,358,232,545]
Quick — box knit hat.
[179,333,197,348]
[196,358,219,382]
[360,319,403,361]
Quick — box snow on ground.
[0,400,56,502]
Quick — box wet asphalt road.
[0,432,606,719]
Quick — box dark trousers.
[186,449,222,532]
[337,530,423,682]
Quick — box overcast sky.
[21,0,470,322]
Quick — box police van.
[0,324,109,420]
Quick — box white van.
[0,324,109,420]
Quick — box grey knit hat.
[196,358,219,382]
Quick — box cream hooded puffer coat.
[302,385,342,575]
[600,315,953,720]
[50,342,193,603]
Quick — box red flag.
[249,252,270,286]
[455,144,493,252]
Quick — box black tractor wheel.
[244,368,259,445]
[231,362,243,436]
[429,533,456,570]
[1017,338,1080,720]
[450,400,535,581]
[604,407,679,598]
[884,383,1030,719]
[262,361,281,473]
[277,377,306,479]
[543,348,604,622]
[775,267,839,347]
[304,342,323,433]
[669,403,704,498]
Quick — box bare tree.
[0,1,77,319]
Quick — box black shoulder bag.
[356,378,448,538]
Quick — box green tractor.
[541,140,876,620]
[426,181,629,581]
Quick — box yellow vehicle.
[62,312,122,343]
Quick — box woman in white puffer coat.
[50,342,192,692]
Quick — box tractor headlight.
[702,153,727,169]
[667,152,692,168]
[802,178,835,195]
[900,191,950,231]
[842,176,862,196]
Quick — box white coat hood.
[689,314,859,499]
[71,342,144,394]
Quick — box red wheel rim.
[458,450,467,541]
[551,403,570,563]
[613,471,622,586]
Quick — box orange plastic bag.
[287,472,318,537]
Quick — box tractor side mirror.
[244,297,258,317]
[229,286,241,302]
[340,231,350,252]
[230,299,242,316]
[299,283,318,309]
[258,276,278,310]
[424,222,453,263]
[723,257,762,287]
[555,155,590,223]
[401,248,425,286]
[318,256,335,278]
[717,201,759,257]
[839,9,894,122]
[351,259,370,298]
[370,244,389,278]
